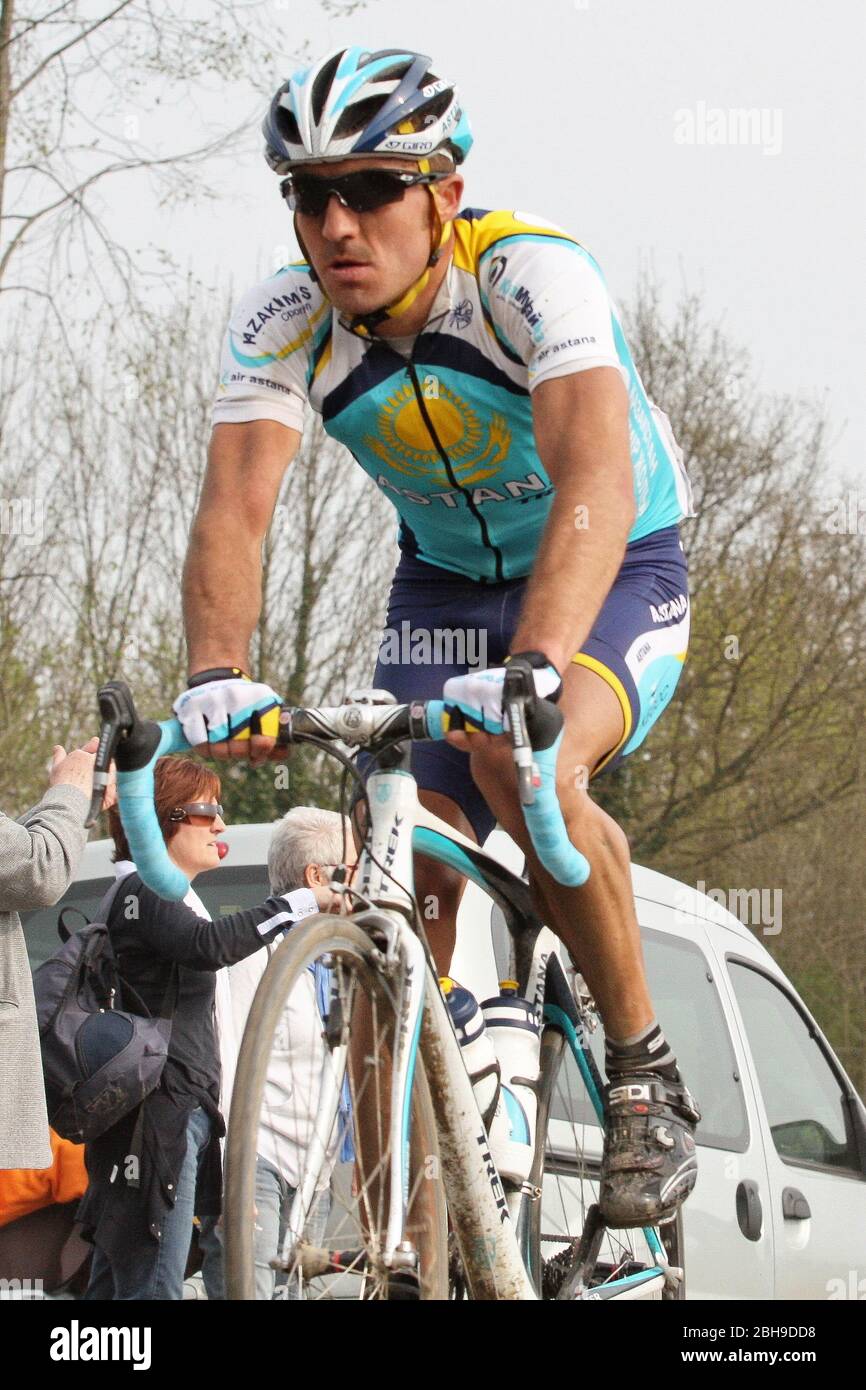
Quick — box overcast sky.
[117,0,865,482]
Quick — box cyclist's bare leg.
[460,664,699,1226]
[465,661,654,1040]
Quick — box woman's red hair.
[108,756,221,863]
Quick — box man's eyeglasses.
[169,802,224,825]
[281,168,448,218]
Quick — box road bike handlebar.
[86,677,591,901]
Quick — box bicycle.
[91,668,686,1301]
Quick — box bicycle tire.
[527,1024,687,1300]
[224,914,448,1300]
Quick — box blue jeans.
[254,1156,330,1301]
[85,1106,213,1301]
[198,1213,225,1300]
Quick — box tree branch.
[10,0,135,99]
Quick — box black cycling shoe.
[384,1269,420,1300]
[599,1072,701,1229]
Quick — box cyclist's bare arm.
[182,419,301,761]
[512,367,635,671]
[445,368,634,756]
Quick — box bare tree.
[0,275,395,819]
[754,802,865,1095]
[0,0,359,314]
[596,280,866,871]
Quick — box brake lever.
[503,662,540,807]
[84,681,138,828]
[85,681,143,828]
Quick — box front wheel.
[224,915,448,1300]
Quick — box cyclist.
[176,46,699,1229]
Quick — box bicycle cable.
[290,729,423,921]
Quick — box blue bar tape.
[117,719,191,900]
[425,703,590,887]
[522,731,591,887]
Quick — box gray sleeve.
[0,784,90,912]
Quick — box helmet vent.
[311,51,343,124]
[333,94,389,140]
[369,61,414,84]
[275,103,301,147]
[412,89,454,128]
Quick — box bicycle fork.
[291,913,537,1297]
[420,978,538,1300]
[373,911,536,1297]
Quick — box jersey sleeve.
[481,217,624,390]
[121,883,305,970]
[212,267,328,433]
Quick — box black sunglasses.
[280,168,448,217]
[168,802,224,824]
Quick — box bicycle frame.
[348,756,676,1299]
[345,753,538,1299]
[277,742,678,1299]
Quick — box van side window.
[21,878,113,970]
[545,929,748,1151]
[22,865,273,972]
[193,864,272,918]
[727,959,861,1175]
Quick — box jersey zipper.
[404,355,505,584]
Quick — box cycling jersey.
[213,208,694,583]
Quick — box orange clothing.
[0,1129,87,1227]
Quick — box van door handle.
[782,1187,811,1220]
[736,1180,763,1241]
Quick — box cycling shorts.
[359,525,690,845]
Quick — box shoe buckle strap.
[610,1078,701,1122]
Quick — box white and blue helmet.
[263,46,473,172]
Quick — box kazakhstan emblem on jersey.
[364,379,512,486]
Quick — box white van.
[24,824,866,1301]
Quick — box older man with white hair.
[224,806,356,1300]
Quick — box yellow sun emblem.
[364,381,512,484]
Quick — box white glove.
[173,676,282,747]
[442,658,562,735]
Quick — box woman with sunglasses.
[78,755,318,1301]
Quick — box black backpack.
[34,876,178,1144]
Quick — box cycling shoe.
[599,1072,700,1228]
